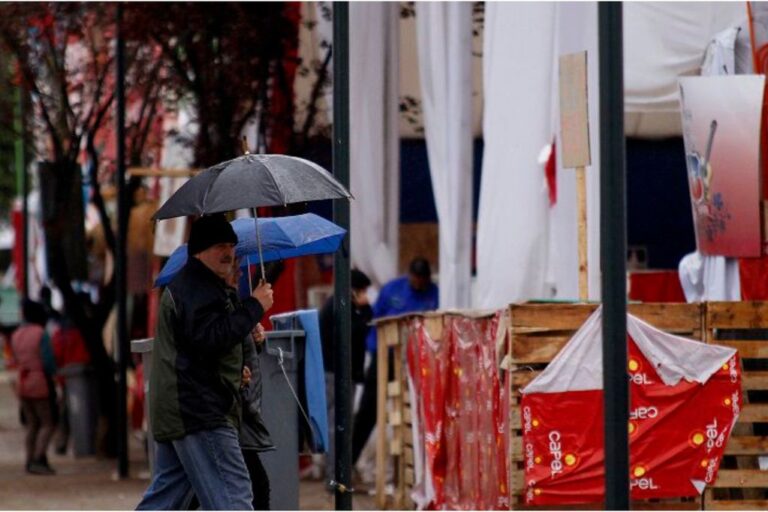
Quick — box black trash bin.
[58,363,98,457]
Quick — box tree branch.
[86,133,116,254]
[300,46,332,151]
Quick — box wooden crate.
[704,302,768,511]
[508,302,705,510]
[374,311,500,510]
[376,314,436,510]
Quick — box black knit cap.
[187,214,238,256]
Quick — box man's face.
[195,243,237,280]
[351,287,369,306]
[408,273,430,292]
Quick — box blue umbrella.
[154,213,346,288]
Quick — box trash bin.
[260,313,306,511]
[131,338,156,474]
[58,363,98,457]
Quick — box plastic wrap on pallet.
[520,309,742,506]
[406,312,510,510]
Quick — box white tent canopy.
[292,2,750,308]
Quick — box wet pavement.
[0,371,376,510]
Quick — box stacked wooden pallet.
[507,302,705,510]
[376,301,768,511]
[704,302,768,511]
[375,316,416,510]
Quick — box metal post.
[115,2,129,479]
[599,3,629,509]
[332,2,352,510]
[13,85,28,298]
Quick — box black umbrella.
[152,153,352,281]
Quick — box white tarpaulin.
[475,2,554,307]
[350,2,400,287]
[475,2,747,308]
[624,2,746,137]
[416,2,473,308]
[522,308,736,394]
[546,2,602,302]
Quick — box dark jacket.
[319,295,373,383]
[239,335,275,452]
[149,257,264,442]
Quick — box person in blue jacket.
[351,257,438,471]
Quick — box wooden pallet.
[374,311,500,510]
[704,302,768,511]
[508,302,705,510]
[375,315,425,510]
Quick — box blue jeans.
[136,425,254,510]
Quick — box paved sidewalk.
[0,372,376,510]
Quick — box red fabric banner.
[521,333,741,506]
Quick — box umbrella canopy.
[154,213,346,287]
[152,154,352,220]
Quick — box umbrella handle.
[251,208,267,283]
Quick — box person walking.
[351,258,438,470]
[10,299,58,475]
[240,321,273,510]
[136,214,274,511]
[318,269,373,482]
[50,312,90,455]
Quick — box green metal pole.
[599,2,629,509]
[13,85,28,299]
[332,2,352,510]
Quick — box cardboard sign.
[679,75,765,257]
[559,52,591,169]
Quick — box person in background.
[10,300,58,475]
[231,259,273,510]
[351,258,438,471]
[318,269,373,483]
[50,312,90,455]
[240,320,273,510]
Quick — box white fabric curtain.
[624,2,746,137]
[474,3,554,308]
[349,2,400,286]
[416,2,473,309]
[546,2,602,301]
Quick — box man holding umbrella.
[137,214,274,511]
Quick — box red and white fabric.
[406,314,509,510]
[521,308,741,505]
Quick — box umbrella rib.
[256,156,288,206]
[199,169,221,215]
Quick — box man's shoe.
[27,462,55,475]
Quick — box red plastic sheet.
[628,270,686,303]
[521,336,741,506]
[738,254,768,300]
[406,314,509,510]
